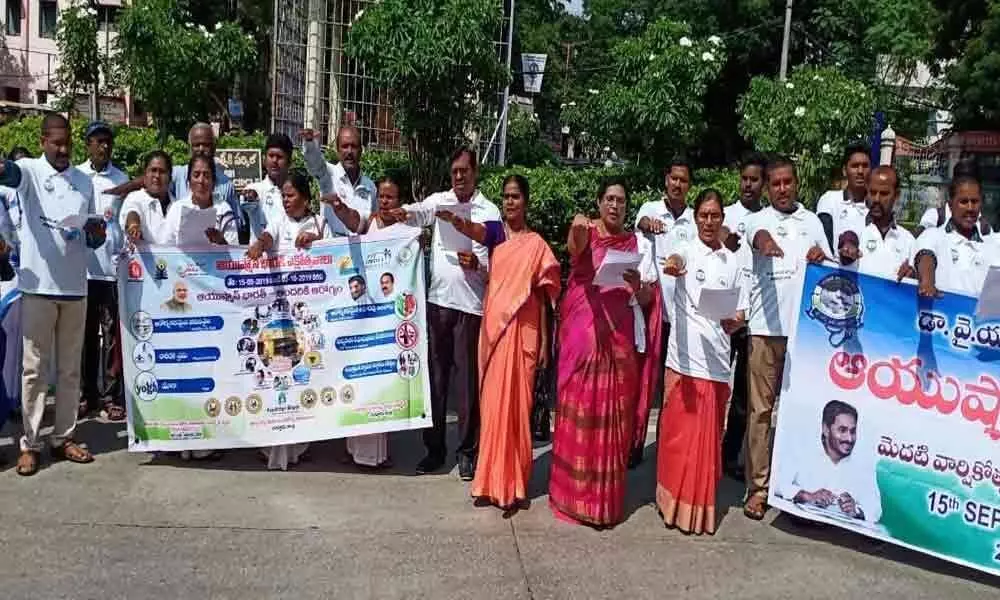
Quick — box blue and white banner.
[771,264,1000,576]
[118,226,431,451]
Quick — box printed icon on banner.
[341,384,355,404]
[394,291,418,320]
[304,351,323,368]
[154,258,169,281]
[396,321,419,349]
[224,396,242,416]
[806,273,865,347]
[397,350,420,380]
[130,311,153,341]
[132,341,156,370]
[204,397,221,417]
[300,389,318,409]
[397,246,414,265]
[246,394,263,415]
[127,259,143,281]
[237,336,255,355]
[320,386,337,406]
[133,372,158,402]
[292,363,312,384]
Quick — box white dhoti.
[346,434,389,467]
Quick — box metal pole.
[778,0,793,81]
[496,0,516,166]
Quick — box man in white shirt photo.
[743,155,831,520]
[779,400,882,523]
[632,158,696,467]
[837,166,916,281]
[816,142,871,257]
[389,147,503,479]
[0,114,106,476]
[243,133,294,242]
[300,126,375,238]
[78,121,129,423]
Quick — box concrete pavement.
[0,415,997,600]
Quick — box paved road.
[0,415,997,599]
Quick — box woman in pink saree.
[471,175,560,512]
[549,178,662,528]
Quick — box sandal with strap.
[743,494,768,521]
[16,450,40,476]
[51,440,94,464]
[100,401,127,423]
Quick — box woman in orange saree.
[471,175,560,512]
[549,178,661,528]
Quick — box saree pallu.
[655,369,730,535]
[549,228,643,527]
[472,232,560,508]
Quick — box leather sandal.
[16,450,40,476]
[743,494,768,521]
[51,440,94,464]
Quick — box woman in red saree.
[471,175,560,512]
[656,190,747,534]
[549,178,662,528]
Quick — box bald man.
[300,127,376,237]
[171,123,240,229]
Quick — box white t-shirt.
[302,140,376,237]
[747,204,832,337]
[10,157,96,296]
[816,190,868,258]
[77,161,128,281]
[264,212,322,251]
[120,189,175,245]
[845,222,916,281]
[664,239,749,383]
[776,441,882,524]
[723,200,762,279]
[160,194,239,246]
[914,225,1000,297]
[634,201,697,321]
[243,176,286,242]
[404,189,501,316]
[918,204,950,230]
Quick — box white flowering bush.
[560,19,726,163]
[738,66,877,203]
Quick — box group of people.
[1,113,997,537]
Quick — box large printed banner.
[118,226,431,451]
[771,265,1000,577]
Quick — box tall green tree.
[347,0,510,199]
[931,0,1000,129]
[114,0,257,141]
[55,3,101,115]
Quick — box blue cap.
[84,120,113,139]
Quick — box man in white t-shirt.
[632,159,696,466]
[915,174,1000,298]
[1,114,106,476]
[393,147,503,479]
[914,160,993,238]
[242,133,294,242]
[721,153,767,479]
[77,121,129,422]
[743,156,831,520]
[816,142,871,258]
[300,127,375,237]
[777,400,882,523]
[837,166,916,281]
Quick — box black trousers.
[722,327,749,465]
[81,280,122,409]
[425,304,481,460]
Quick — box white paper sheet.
[975,266,1000,319]
[59,213,103,229]
[178,205,217,246]
[697,286,741,320]
[435,202,473,252]
[594,249,641,288]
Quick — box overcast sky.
[561,0,584,17]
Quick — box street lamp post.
[779,0,793,81]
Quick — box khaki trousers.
[20,293,87,451]
[744,335,788,499]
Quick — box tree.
[739,66,878,202]
[114,0,257,141]
[560,19,726,164]
[932,0,1000,129]
[55,3,101,115]
[347,0,510,199]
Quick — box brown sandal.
[743,494,768,521]
[51,440,94,464]
[100,401,127,423]
[16,450,40,476]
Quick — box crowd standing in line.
[1,114,998,536]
